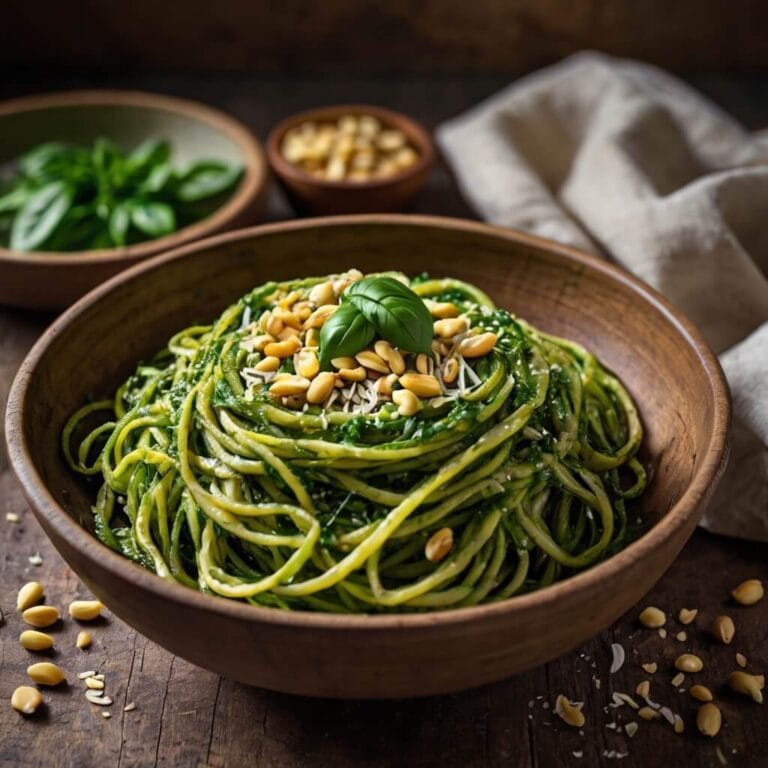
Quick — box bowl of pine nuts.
[266,105,435,214]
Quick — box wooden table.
[1,75,767,768]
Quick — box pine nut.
[11,686,43,715]
[76,631,93,650]
[555,695,586,727]
[696,703,721,737]
[264,337,301,359]
[296,348,320,379]
[375,373,398,397]
[425,527,453,563]
[269,375,311,397]
[273,307,302,330]
[22,605,59,628]
[306,372,336,404]
[356,350,390,374]
[68,600,104,621]
[678,608,698,625]
[293,301,313,321]
[636,680,650,698]
[712,615,735,644]
[17,581,44,611]
[675,654,703,673]
[689,685,713,702]
[85,692,113,706]
[737,652,747,668]
[305,328,320,348]
[392,389,421,417]
[304,304,338,329]
[457,332,497,358]
[638,706,659,721]
[250,334,274,352]
[639,606,666,628]
[277,326,301,341]
[255,355,281,372]
[264,313,284,336]
[387,349,405,375]
[642,663,658,674]
[671,672,685,687]
[425,300,459,319]
[86,677,105,690]
[673,715,685,734]
[308,282,336,307]
[732,579,764,605]
[20,630,54,651]
[433,317,468,338]
[399,373,441,398]
[441,357,459,384]
[415,353,431,375]
[338,367,367,382]
[27,661,65,686]
[728,671,764,703]
[278,289,302,310]
[331,356,357,370]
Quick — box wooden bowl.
[266,104,434,215]
[0,90,269,311]
[6,216,730,698]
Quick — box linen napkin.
[437,52,768,543]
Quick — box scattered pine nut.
[76,631,93,650]
[6,512,20,523]
[11,686,43,715]
[554,695,585,727]
[736,653,747,668]
[641,662,658,675]
[19,630,54,651]
[658,628,667,639]
[712,615,735,645]
[671,672,685,687]
[689,685,713,702]
[675,654,703,673]
[92,674,105,681]
[625,722,639,738]
[27,661,66,686]
[68,600,104,621]
[78,670,96,679]
[676,631,687,642]
[673,715,685,734]
[16,581,44,611]
[731,579,764,606]
[85,692,113,706]
[728,671,765,703]
[85,678,105,690]
[638,706,659,721]
[425,527,453,563]
[696,703,722,737]
[124,702,137,712]
[636,680,650,698]
[21,605,59,628]
[678,608,697,625]
[101,711,111,719]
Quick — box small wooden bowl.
[266,104,434,215]
[6,216,730,698]
[0,90,269,311]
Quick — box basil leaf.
[345,276,433,354]
[0,185,33,214]
[109,203,131,246]
[175,162,242,202]
[10,181,74,251]
[319,302,375,368]
[125,139,171,176]
[139,162,173,195]
[131,201,176,237]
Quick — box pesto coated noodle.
[63,269,646,613]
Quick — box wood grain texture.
[0,74,767,766]
[2,1,768,75]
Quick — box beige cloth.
[437,52,768,542]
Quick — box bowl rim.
[265,103,435,191]
[0,89,268,265]
[5,214,731,632]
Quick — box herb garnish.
[319,275,433,367]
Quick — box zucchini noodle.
[63,270,646,613]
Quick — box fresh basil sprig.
[0,137,243,253]
[319,276,433,367]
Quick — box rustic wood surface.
[1,74,767,766]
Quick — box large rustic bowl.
[0,90,268,310]
[6,216,730,698]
